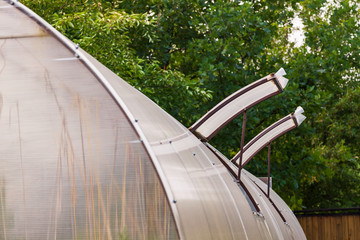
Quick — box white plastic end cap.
[275,67,286,77]
[275,68,288,89]
[296,114,306,126]
[294,106,306,126]
[278,76,289,89]
[294,106,304,115]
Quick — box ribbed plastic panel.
[0,1,307,239]
[0,3,178,239]
[81,35,306,240]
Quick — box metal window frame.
[231,106,305,187]
[231,114,300,168]
[190,71,287,142]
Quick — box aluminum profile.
[190,68,288,141]
[232,107,306,168]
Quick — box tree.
[23,0,212,125]
[279,0,360,208]
[22,0,360,210]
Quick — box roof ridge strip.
[9,1,183,238]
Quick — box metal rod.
[267,143,271,198]
[237,110,247,181]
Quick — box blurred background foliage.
[23,0,360,210]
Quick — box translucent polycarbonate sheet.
[83,51,307,239]
[0,6,178,240]
[243,171,307,239]
[235,116,296,167]
[150,135,282,240]
[0,5,46,38]
[2,1,307,238]
[192,79,279,140]
[79,49,187,143]
[205,143,306,239]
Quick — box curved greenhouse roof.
[0,1,306,239]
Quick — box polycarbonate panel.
[235,116,295,167]
[243,171,307,239]
[0,1,306,239]
[205,143,300,240]
[83,52,275,239]
[0,5,46,38]
[79,49,187,143]
[192,79,279,140]
[83,40,306,239]
[150,135,276,240]
[0,4,178,240]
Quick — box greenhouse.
[0,0,306,239]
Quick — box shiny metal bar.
[267,143,271,198]
[237,110,247,181]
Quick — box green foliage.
[23,0,212,124]
[302,88,360,208]
[23,0,360,210]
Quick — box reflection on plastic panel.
[0,5,178,239]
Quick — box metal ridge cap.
[8,1,184,238]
